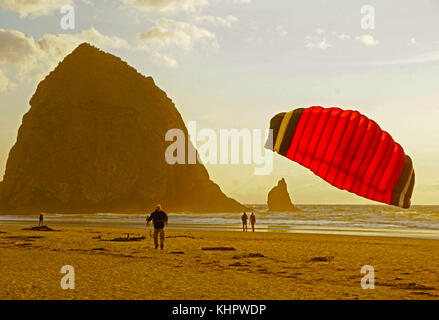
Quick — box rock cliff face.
[267,178,298,212]
[0,43,246,214]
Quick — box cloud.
[195,15,238,28]
[37,28,129,59]
[409,37,416,46]
[336,33,350,40]
[0,27,130,88]
[233,0,251,3]
[122,0,208,14]
[356,34,379,46]
[304,29,344,49]
[305,36,331,50]
[137,18,218,54]
[316,39,331,49]
[0,69,14,93]
[275,25,288,37]
[0,29,40,64]
[137,18,218,67]
[0,0,73,18]
[150,51,178,67]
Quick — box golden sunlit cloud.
[0,0,73,18]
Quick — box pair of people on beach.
[242,212,256,232]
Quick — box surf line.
[172,304,207,318]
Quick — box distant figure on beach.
[241,212,248,232]
[250,212,256,232]
[38,213,44,226]
[146,204,168,250]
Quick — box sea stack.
[267,178,298,212]
[0,43,247,214]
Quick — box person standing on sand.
[147,204,168,250]
[38,213,44,226]
[241,212,248,232]
[250,212,256,232]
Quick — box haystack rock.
[0,43,247,214]
[267,178,298,212]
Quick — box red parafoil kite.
[266,106,414,208]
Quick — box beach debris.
[257,268,271,274]
[232,253,265,259]
[5,235,43,241]
[92,235,101,240]
[15,242,32,247]
[308,256,334,262]
[169,251,185,255]
[401,282,435,291]
[101,234,146,242]
[244,253,265,258]
[166,234,195,239]
[229,262,243,267]
[91,247,106,251]
[378,281,435,291]
[202,247,236,251]
[249,253,264,258]
[22,225,56,231]
[410,292,437,297]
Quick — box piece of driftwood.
[101,234,146,242]
[22,225,56,231]
[233,253,265,259]
[166,234,195,239]
[229,262,242,266]
[169,251,185,255]
[201,247,236,251]
[308,256,334,262]
[5,235,44,240]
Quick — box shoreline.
[1,224,439,299]
[1,219,439,241]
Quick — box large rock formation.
[0,43,247,214]
[267,178,298,212]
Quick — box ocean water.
[1,205,439,240]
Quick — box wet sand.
[1,225,439,300]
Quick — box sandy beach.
[1,224,439,300]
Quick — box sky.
[0,0,438,205]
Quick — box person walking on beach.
[147,204,168,250]
[241,212,248,232]
[250,212,256,232]
[38,213,44,226]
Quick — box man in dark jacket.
[147,204,168,250]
